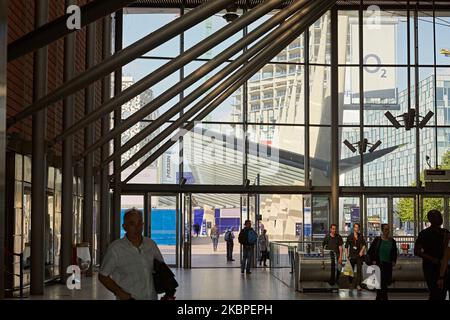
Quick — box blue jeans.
[241,246,254,272]
[212,237,218,251]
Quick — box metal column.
[112,10,123,241]
[31,0,48,295]
[100,16,112,262]
[0,0,8,300]
[304,30,310,189]
[82,20,96,274]
[330,7,339,227]
[61,0,76,283]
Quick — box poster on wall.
[304,207,311,237]
[295,223,303,237]
[351,207,360,224]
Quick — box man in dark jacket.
[225,227,235,261]
[322,224,344,285]
[238,220,257,274]
[414,210,449,300]
[367,223,398,300]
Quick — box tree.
[396,150,450,222]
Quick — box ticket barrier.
[297,251,427,293]
[296,250,339,293]
[361,254,427,292]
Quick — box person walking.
[99,208,167,300]
[210,224,219,252]
[322,224,344,285]
[367,223,398,300]
[193,223,200,237]
[238,220,258,274]
[345,222,366,291]
[258,229,269,267]
[415,210,450,300]
[224,227,235,261]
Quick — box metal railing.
[3,248,25,299]
[270,236,421,290]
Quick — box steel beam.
[61,0,76,284]
[7,0,237,128]
[100,16,112,262]
[31,0,48,296]
[112,10,123,241]
[55,0,292,150]
[123,0,337,184]
[0,0,7,300]
[82,20,96,275]
[99,0,311,167]
[8,0,136,62]
[330,7,339,227]
[304,30,310,189]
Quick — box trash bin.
[76,242,91,272]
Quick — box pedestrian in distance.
[258,229,269,267]
[225,227,235,261]
[210,224,219,252]
[238,220,258,274]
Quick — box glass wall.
[10,154,63,288]
[121,4,449,190]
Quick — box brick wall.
[6,0,106,167]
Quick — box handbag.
[342,259,354,277]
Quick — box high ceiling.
[128,0,450,9]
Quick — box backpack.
[225,231,232,242]
[247,229,258,245]
[238,229,246,245]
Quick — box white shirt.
[100,236,164,300]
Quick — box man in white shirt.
[99,208,164,300]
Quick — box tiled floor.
[17,268,435,300]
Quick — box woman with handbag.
[345,223,366,291]
[367,223,398,300]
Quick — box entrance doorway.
[189,193,241,268]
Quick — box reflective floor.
[16,268,438,300]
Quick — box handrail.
[3,248,25,298]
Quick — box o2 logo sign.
[363,265,381,290]
[364,54,387,79]
[66,265,81,290]
[66,5,81,30]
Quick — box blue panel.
[151,209,176,245]
[216,217,241,234]
[193,209,204,228]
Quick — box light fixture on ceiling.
[344,139,382,154]
[385,108,434,130]
[223,4,239,23]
